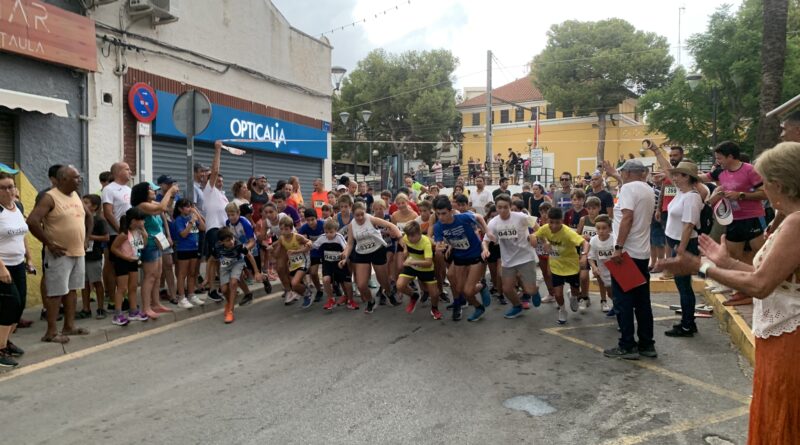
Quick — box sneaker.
[224,310,234,324]
[440,291,450,303]
[284,292,298,305]
[95,308,108,320]
[479,281,491,307]
[406,295,419,314]
[452,304,462,321]
[336,295,349,306]
[323,297,336,311]
[378,291,387,306]
[531,292,542,307]
[671,322,698,333]
[420,292,429,303]
[301,295,313,309]
[189,295,205,306]
[240,292,254,306]
[504,305,524,319]
[521,300,531,310]
[638,345,658,358]
[178,298,194,309]
[263,279,273,294]
[665,326,694,337]
[578,298,589,312]
[4,341,24,357]
[0,350,18,368]
[314,290,324,303]
[557,306,568,325]
[207,289,224,303]
[606,308,617,318]
[467,306,485,322]
[387,292,401,307]
[600,300,611,312]
[112,313,130,326]
[541,295,555,304]
[128,310,149,322]
[603,346,640,360]
[431,307,443,320]
[365,300,376,314]
[569,293,579,312]
[346,299,360,310]
[76,309,92,320]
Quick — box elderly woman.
[0,172,32,367]
[660,142,800,445]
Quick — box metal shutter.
[254,152,322,204]
[0,113,15,167]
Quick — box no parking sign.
[128,82,159,123]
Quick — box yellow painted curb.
[589,276,705,294]
[701,284,755,366]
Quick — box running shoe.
[671,322,698,333]
[606,308,617,318]
[128,310,150,322]
[314,290,324,303]
[224,310,234,324]
[76,309,92,320]
[440,291,450,303]
[603,346,639,360]
[420,292,429,303]
[240,292,254,307]
[0,350,18,368]
[207,289,224,303]
[541,295,555,304]
[452,303,462,321]
[301,295,313,309]
[347,299,360,310]
[531,292,542,307]
[378,291,387,306]
[497,295,508,305]
[557,306,568,325]
[189,295,205,306]
[95,308,108,320]
[112,313,129,326]
[431,307,443,320]
[178,298,194,309]
[638,345,658,358]
[323,297,336,311]
[600,300,611,312]
[578,298,588,312]
[406,295,419,314]
[664,326,694,337]
[387,292,401,307]
[336,295,349,306]
[4,340,24,357]
[521,298,531,310]
[569,293,579,312]
[284,292,298,305]
[504,305,524,319]
[467,306,485,322]
[365,300,376,314]
[479,282,491,308]
[263,279,273,294]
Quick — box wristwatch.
[698,262,713,279]
[738,192,746,200]
[614,244,623,251]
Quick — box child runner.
[483,204,505,305]
[173,199,206,309]
[320,204,333,220]
[482,194,542,319]
[588,214,615,314]
[397,221,442,319]
[210,227,262,323]
[257,203,288,297]
[109,208,148,326]
[80,194,109,320]
[341,202,402,313]
[534,207,589,325]
[576,196,601,311]
[372,198,400,306]
[564,189,587,229]
[536,201,556,303]
[299,209,325,302]
[278,216,313,308]
[225,202,256,306]
[313,219,355,311]
[391,193,419,300]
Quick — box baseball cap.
[336,184,347,191]
[156,175,176,185]
[147,181,159,191]
[0,162,19,174]
[618,159,647,172]
[255,174,267,180]
[713,198,733,226]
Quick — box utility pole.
[678,6,685,66]
[485,50,493,174]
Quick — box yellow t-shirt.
[534,224,585,276]
[280,233,307,271]
[402,234,434,272]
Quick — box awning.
[0,88,69,118]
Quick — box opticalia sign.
[153,91,328,159]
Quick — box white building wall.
[87,0,332,190]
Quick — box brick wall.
[123,68,325,171]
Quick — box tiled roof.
[457,76,544,109]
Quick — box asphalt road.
[0,292,753,445]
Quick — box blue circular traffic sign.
[128,82,159,123]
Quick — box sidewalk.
[5,280,281,370]
[701,282,755,366]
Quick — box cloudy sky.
[273,0,743,92]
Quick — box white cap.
[714,198,733,226]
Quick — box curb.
[589,276,705,294]
[701,285,755,366]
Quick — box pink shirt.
[719,162,764,220]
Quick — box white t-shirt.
[487,211,537,268]
[203,183,229,230]
[613,180,654,260]
[665,190,703,241]
[0,205,28,265]
[471,188,493,216]
[101,182,131,234]
[589,234,615,284]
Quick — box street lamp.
[687,72,719,147]
[331,66,347,92]
[371,149,379,176]
[338,110,371,182]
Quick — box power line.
[320,1,412,37]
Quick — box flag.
[533,107,541,148]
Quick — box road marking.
[552,315,680,331]
[0,292,282,384]
[601,405,750,445]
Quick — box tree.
[530,19,672,163]
[332,49,460,168]
[755,0,789,154]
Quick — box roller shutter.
[0,113,15,168]
[254,152,322,204]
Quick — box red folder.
[605,252,647,292]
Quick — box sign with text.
[0,0,97,71]
[530,148,543,175]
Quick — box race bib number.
[447,237,470,250]
[220,257,235,268]
[289,253,306,269]
[663,185,678,197]
[597,249,614,261]
[314,200,324,209]
[583,227,597,239]
[496,227,518,240]
[356,240,378,254]
[549,246,561,258]
[324,251,341,262]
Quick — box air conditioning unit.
[94,0,120,5]
[128,0,178,25]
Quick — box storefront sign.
[0,0,97,71]
[153,91,328,159]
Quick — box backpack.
[692,190,714,235]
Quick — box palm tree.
[755,0,789,155]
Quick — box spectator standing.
[310,178,328,219]
[432,160,443,184]
[289,176,304,207]
[249,175,270,222]
[471,177,493,216]
[587,171,614,216]
[553,172,574,210]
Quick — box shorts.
[198,230,206,257]
[44,251,86,297]
[289,268,308,277]
[140,245,162,263]
[203,228,220,259]
[552,272,580,288]
[486,243,501,264]
[176,250,200,261]
[351,246,388,265]
[650,220,666,247]
[322,262,351,283]
[219,260,245,285]
[0,263,26,324]
[399,266,436,284]
[246,253,260,272]
[452,256,483,267]
[85,258,103,283]
[501,260,538,286]
[110,252,138,277]
[726,217,765,243]
[310,256,322,266]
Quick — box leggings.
[0,263,26,325]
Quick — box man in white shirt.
[603,159,656,360]
[202,141,230,301]
[101,162,132,301]
[471,176,493,216]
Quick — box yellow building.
[457,77,664,182]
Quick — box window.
[546,107,556,120]
[471,112,480,126]
[530,106,539,121]
[500,110,509,124]
[515,108,524,122]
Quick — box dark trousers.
[612,257,653,351]
[0,262,26,325]
[666,237,699,329]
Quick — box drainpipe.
[80,74,89,195]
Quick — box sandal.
[41,333,70,343]
[62,328,90,336]
[17,318,33,328]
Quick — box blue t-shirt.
[281,205,301,226]
[173,214,200,252]
[226,217,257,256]
[299,220,325,258]
[433,212,482,260]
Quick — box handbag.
[153,232,170,251]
